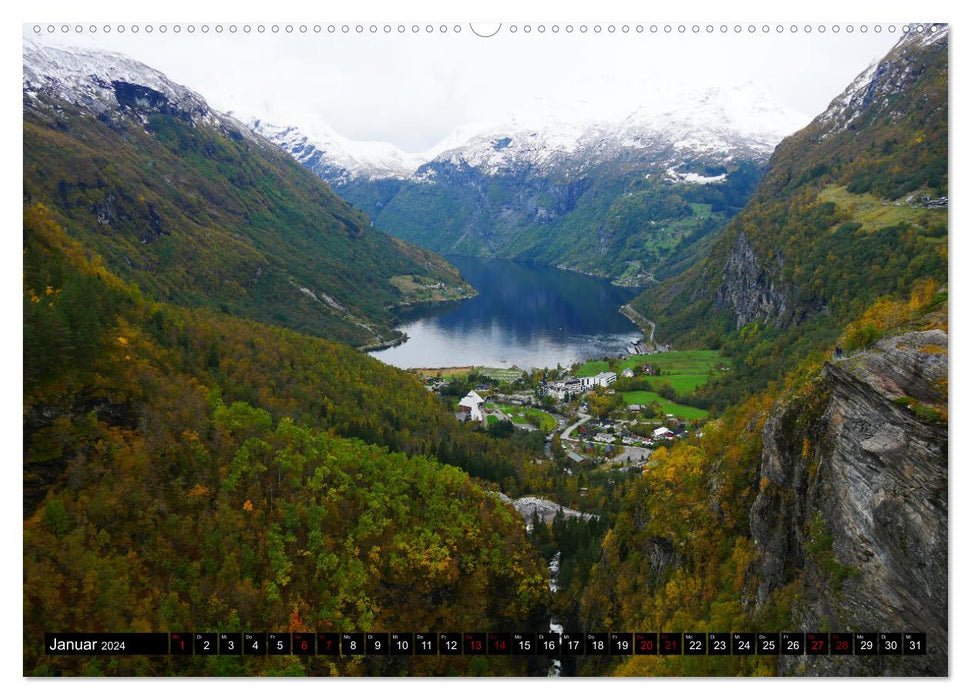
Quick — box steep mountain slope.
[573,24,948,677]
[23,41,473,348]
[254,84,806,284]
[23,203,548,676]
[632,25,947,404]
[23,200,533,515]
[577,291,947,676]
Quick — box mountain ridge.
[251,81,807,183]
[254,83,804,284]
[629,23,948,404]
[23,39,475,348]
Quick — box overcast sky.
[26,23,901,153]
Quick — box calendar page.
[21,13,948,682]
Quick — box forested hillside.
[576,26,949,678]
[23,41,473,348]
[254,86,794,286]
[579,283,947,676]
[23,26,949,679]
[363,158,763,285]
[23,204,548,675]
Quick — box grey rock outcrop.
[510,496,598,526]
[750,329,947,676]
[716,231,790,329]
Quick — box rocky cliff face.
[645,24,948,348]
[715,232,790,329]
[750,328,947,675]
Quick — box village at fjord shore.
[410,344,730,472]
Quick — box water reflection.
[370,257,640,370]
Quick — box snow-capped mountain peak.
[616,82,807,155]
[817,23,948,134]
[23,37,810,191]
[23,38,218,127]
[255,82,808,184]
[247,118,427,183]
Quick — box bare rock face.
[750,329,947,676]
[715,231,790,329]
[509,496,598,526]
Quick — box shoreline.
[406,365,476,378]
[387,286,478,313]
[619,304,656,345]
[406,365,524,378]
[358,332,409,353]
[365,288,479,353]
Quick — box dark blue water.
[370,257,641,370]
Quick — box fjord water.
[370,256,640,370]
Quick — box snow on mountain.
[665,168,727,185]
[23,36,808,189]
[438,83,806,175]
[248,118,427,183]
[22,38,223,128]
[255,81,807,184]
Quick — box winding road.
[561,412,592,441]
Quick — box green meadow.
[620,391,710,420]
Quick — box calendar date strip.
[46,631,927,656]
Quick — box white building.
[653,426,675,440]
[567,377,587,391]
[545,373,615,399]
[593,371,617,387]
[545,377,585,401]
[458,390,485,422]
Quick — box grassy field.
[410,366,475,380]
[409,366,523,382]
[389,274,474,305]
[818,185,947,233]
[622,349,726,373]
[576,360,611,377]
[578,350,728,394]
[575,349,728,420]
[479,367,524,382]
[496,404,557,432]
[621,391,709,420]
[636,350,728,394]
[643,373,710,394]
